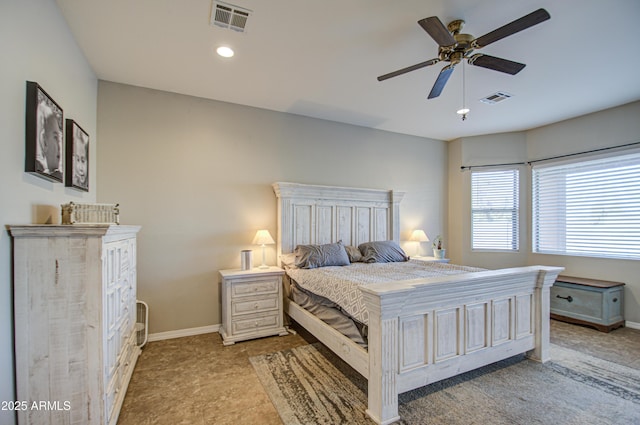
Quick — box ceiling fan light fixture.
[216,46,234,58]
[457,108,469,121]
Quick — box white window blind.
[532,151,640,259]
[471,169,519,251]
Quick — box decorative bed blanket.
[286,260,484,326]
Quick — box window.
[532,151,640,259]
[471,169,520,251]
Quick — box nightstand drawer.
[231,277,279,298]
[232,312,280,334]
[232,295,278,316]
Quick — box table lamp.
[409,229,429,257]
[252,229,275,269]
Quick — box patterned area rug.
[250,343,640,425]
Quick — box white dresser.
[219,267,288,345]
[9,224,141,425]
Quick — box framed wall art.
[65,119,89,191]
[25,81,64,182]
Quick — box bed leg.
[365,317,401,425]
[528,271,556,363]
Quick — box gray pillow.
[280,253,297,269]
[358,240,409,263]
[294,241,351,269]
[345,245,364,263]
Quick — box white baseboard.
[148,324,220,342]
[625,320,640,330]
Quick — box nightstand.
[412,256,451,264]
[219,266,288,345]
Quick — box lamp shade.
[409,230,429,242]
[252,229,275,245]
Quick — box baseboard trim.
[625,320,640,330]
[148,324,220,342]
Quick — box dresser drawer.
[232,295,279,316]
[231,277,279,298]
[105,377,118,425]
[232,312,280,334]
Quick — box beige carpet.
[250,343,640,425]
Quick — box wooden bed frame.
[273,182,563,425]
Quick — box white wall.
[96,81,448,334]
[448,101,640,324]
[0,1,97,424]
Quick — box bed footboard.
[360,265,563,425]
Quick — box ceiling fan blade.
[468,54,526,75]
[418,16,456,47]
[428,65,455,99]
[377,58,440,81]
[472,8,550,48]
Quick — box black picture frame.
[25,81,64,182]
[65,119,89,191]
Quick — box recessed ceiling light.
[216,46,234,58]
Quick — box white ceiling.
[56,0,640,141]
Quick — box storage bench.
[551,275,625,332]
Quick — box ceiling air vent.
[211,1,251,33]
[480,91,513,105]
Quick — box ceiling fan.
[377,8,550,99]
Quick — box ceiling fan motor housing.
[454,33,474,51]
[439,31,474,63]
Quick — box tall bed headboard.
[272,182,405,260]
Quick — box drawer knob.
[556,294,573,302]
[254,303,259,309]
[613,298,618,302]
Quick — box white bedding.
[286,260,484,326]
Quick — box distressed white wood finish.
[465,302,488,353]
[285,299,370,377]
[9,224,141,425]
[492,298,512,345]
[219,267,288,345]
[272,183,563,425]
[411,256,451,264]
[362,266,562,424]
[273,182,404,258]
